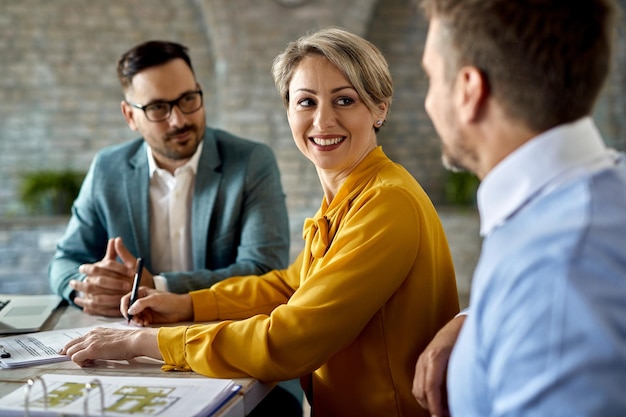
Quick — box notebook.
[0,294,62,335]
[0,373,242,417]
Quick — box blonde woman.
[63,28,459,417]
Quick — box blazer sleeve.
[48,154,109,303]
[48,141,146,304]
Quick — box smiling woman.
[284,54,385,196]
[273,28,394,202]
[60,28,460,417]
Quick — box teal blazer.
[49,127,290,304]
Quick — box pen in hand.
[127,257,144,323]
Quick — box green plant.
[444,170,480,206]
[19,170,85,215]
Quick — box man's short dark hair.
[420,0,619,132]
[117,40,194,91]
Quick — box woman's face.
[286,55,386,174]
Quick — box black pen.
[127,257,144,323]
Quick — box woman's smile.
[309,135,346,149]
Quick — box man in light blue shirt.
[413,0,626,416]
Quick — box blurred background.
[1,0,624,308]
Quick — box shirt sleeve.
[152,275,169,292]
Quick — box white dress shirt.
[147,141,203,290]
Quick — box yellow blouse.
[158,147,459,417]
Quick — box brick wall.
[1,0,625,265]
[0,0,216,212]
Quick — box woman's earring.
[375,120,383,127]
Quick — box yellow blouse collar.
[303,146,390,259]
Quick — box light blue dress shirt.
[448,117,626,416]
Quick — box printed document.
[0,322,133,368]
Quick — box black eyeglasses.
[126,90,203,122]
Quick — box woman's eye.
[297,98,315,107]
[336,97,355,106]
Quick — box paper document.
[0,322,133,368]
[0,373,241,417]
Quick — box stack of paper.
[0,322,133,369]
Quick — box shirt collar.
[477,117,609,237]
[146,140,203,177]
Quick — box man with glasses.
[49,40,290,319]
[49,41,302,415]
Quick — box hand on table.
[61,326,161,367]
[63,279,193,367]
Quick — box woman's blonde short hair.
[272,27,393,119]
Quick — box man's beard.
[159,125,203,160]
[440,137,472,174]
[441,152,465,173]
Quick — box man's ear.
[120,101,139,131]
[456,66,488,124]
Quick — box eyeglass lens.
[144,91,203,121]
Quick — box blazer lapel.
[125,142,152,266]
[192,129,222,269]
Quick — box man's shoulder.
[94,138,144,161]
[209,128,272,153]
[205,128,276,167]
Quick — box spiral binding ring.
[23,376,105,416]
[83,379,105,416]
[24,376,48,417]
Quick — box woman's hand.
[61,327,161,367]
[121,287,194,326]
